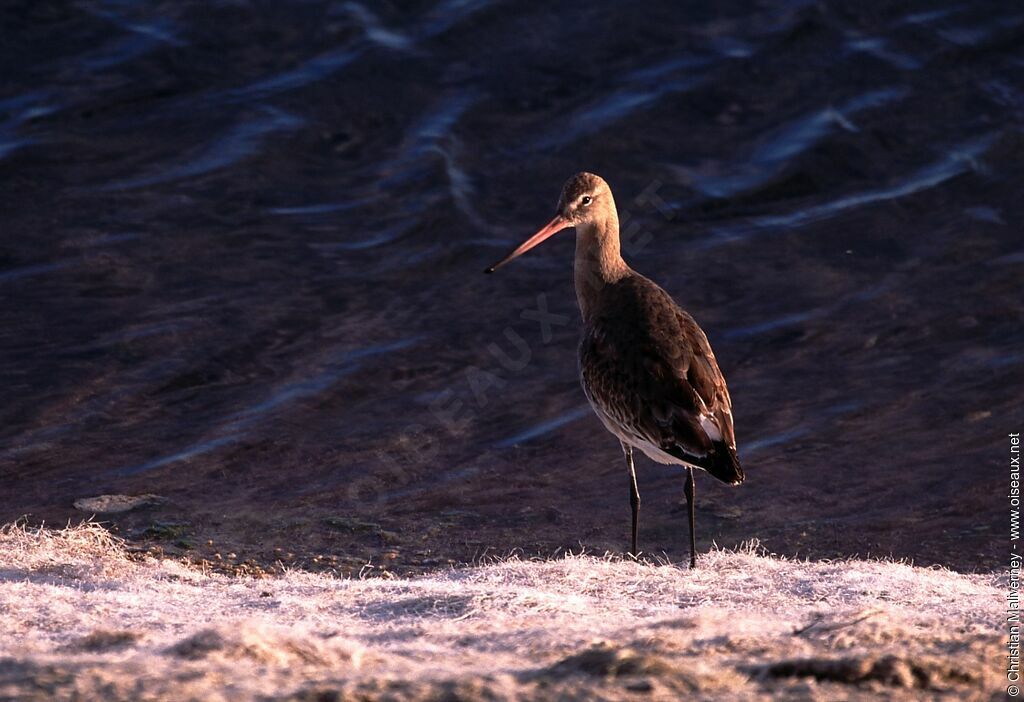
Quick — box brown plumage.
[486,172,743,567]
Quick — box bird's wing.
[579,279,736,462]
[669,306,736,450]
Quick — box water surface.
[1,0,1020,572]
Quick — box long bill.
[484,215,571,273]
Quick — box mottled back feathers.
[578,273,743,485]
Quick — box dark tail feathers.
[703,444,744,485]
[663,442,745,485]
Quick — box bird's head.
[485,172,612,273]
[555,172,612,228]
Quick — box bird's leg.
[684,467,697,568]
[623,443,640,556]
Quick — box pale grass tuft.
[0,520,131,579]
[0,522,1005,701]
[169,623,362,667]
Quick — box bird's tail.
[704,444,744,486]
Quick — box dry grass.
[0,522,1005,701]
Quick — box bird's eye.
[581,195,593,206]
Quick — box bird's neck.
[574,210,630,322]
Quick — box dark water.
[2,0,1022,571]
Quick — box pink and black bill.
[484,215,571,273]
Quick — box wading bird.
[485,173,743,568]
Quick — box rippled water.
[1,1,1021,570]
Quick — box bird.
[485,172,743,568]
